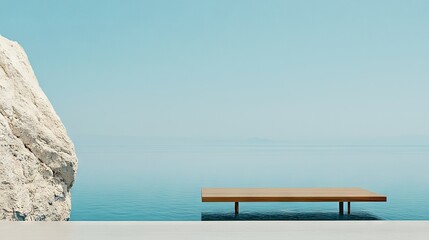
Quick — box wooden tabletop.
[201,188,387,202]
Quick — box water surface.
[71,141,429,220]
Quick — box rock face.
[0,35,78,221]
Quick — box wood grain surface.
[201,188,387,202]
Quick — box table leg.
[348,202,351,215]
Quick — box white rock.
[0,35,78,221]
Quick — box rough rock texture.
[0,35,77,221]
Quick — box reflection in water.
[72,143,429,220]
[201,211,382,221]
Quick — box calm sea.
[70,140,429,220]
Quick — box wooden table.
[201,188,387,214]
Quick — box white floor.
[1,221,428,240]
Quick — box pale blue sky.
[2,0,429,142]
